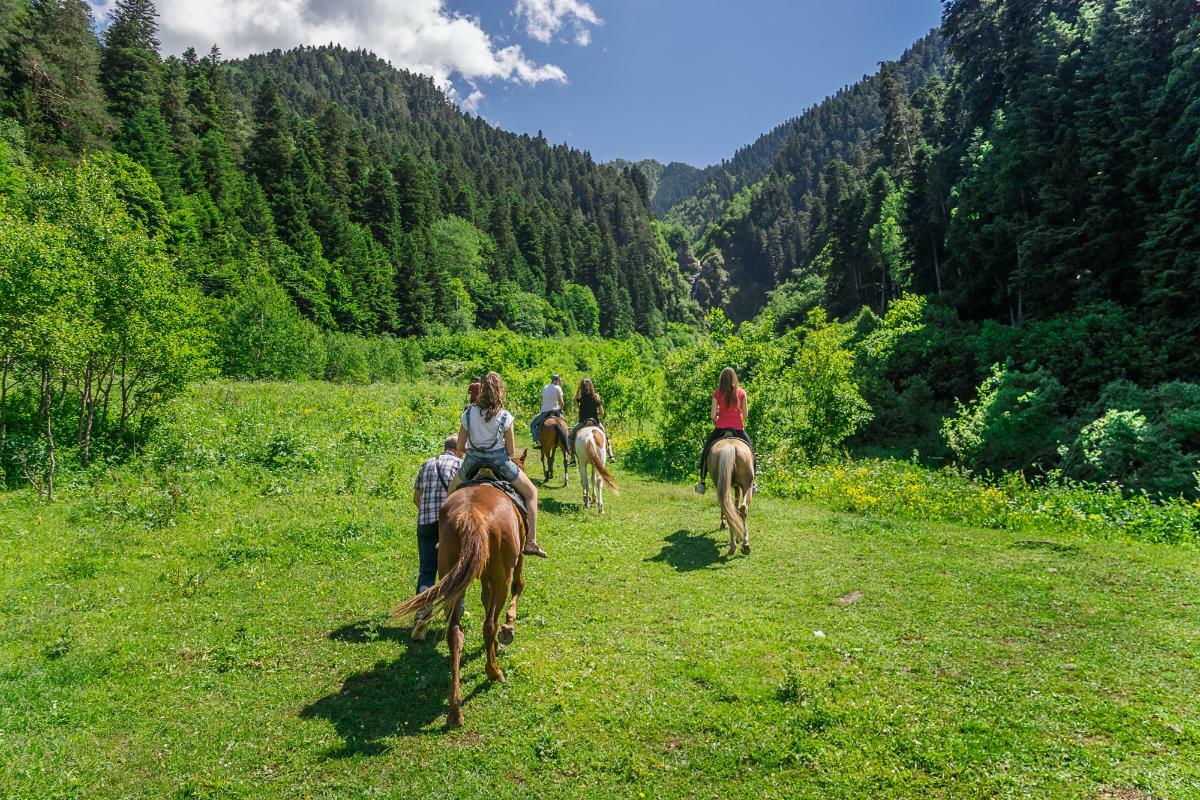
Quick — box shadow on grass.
[302,628,484,753]
[646,528,728,572]
[328,620,411,644]
[540,497,581,515]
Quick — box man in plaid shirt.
[410,435,463,641]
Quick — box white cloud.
[459,88,485,113]
[89,0,570,110]
[513,0,601,46]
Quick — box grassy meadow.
[1,381,1198,799]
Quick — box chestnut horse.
[392,450,529,729]
[538,416,569,486]
[707,437,754,556]
[574,425,617,513]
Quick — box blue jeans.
[460,446,520,483]
[417,521,465,616]
[530,409,563,441]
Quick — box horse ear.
[518,448,528,466]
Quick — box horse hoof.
[726,546,736,557]
[487,667,505,683]
[447,711,464,729]
[498,625,514,645]
[741,544,750,555]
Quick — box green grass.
[1,381,1198,799]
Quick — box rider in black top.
[568,378,615,465]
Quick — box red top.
[714,387,747,429]
[468,382,481,402]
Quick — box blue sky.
[92,0,943,168]
[455,0,944,166]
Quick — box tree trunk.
[931,235,942,294]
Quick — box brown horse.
[391,450,529,729]
[574,425,617,513]
[707,438,754,555]
[538,416,569,486]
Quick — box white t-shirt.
[540,383,564,413]
[461,405,513,451]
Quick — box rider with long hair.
[567,378,614,465]
[446,372,547,558]
[695,367,755,495]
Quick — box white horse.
[574,425,617,513]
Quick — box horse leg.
[482,573,506,683]
[724,487,736,557]
[499,553,523,645]
[595,467,604,515]
[446,600,466,728]
[578,455,589,508]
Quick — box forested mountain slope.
[0,1,697,338]
[641,31,946,235]
[695,0,1199,356]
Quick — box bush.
[219,272,325,380]
[943,364,1069,475]
[765,457,1200,545]
[1063,380,1200,498]
[322,332,371,384]
[757,309,872,465]
[365,336,422,382]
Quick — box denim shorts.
[460,446,520,483]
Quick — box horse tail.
[585,435,618,492]
[391,504,489,620]
[555,419,569,454]
[716,445,745,542]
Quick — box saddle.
[455,469,529,529]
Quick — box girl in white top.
[446,372,546,558]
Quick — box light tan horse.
[538,416,569,486]
[574,425,617,513]
[391,451,529,729]
[707,438,754,555]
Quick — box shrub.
[764,457,1200,545]
[943,364,1069,475]
[1063,380,1200,498]
[322,332,370,384]
[219,272,325,380]
[365,336,422,382]
[757,309,872,465]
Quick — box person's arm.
[711,396,720,423]
[455,424,468,458]
[413,466,423,508]
[598,400,606,420]
[504,425,516,457]
[557,386,565,412]
[740,392,749,421]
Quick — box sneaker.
[694,481,706,495]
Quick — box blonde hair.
[477,372,506,420]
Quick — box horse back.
[708,438,753,486]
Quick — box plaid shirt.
[414,452,463,525]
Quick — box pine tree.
[100,0,179,197]
[12,0,114,158]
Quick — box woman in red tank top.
[695,367,755,494]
